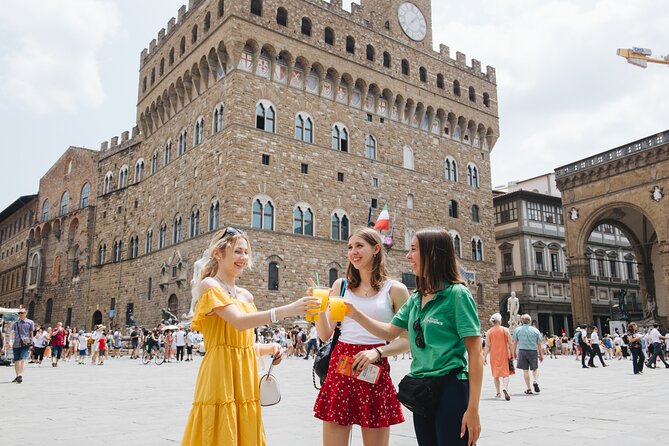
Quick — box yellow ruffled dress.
[182,287,266,446]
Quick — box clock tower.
[361,0,434,49]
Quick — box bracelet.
[269,308,278,324]
[373,347,383,361]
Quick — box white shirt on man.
[175,331,186,346]
[649,328,661,344]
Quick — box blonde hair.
[201,229,253,280]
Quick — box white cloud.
[0,0,119,114]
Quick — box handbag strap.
[311,279,347,390]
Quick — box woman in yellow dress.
[182,228,319,446]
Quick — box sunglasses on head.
[413,319,426,349]
[219,227,243,240]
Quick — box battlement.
[99,126,142,160]
[139,0,495,84]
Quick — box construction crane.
[616,47,669,68]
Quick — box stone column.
[567,256,593,326]
[548,314,555,336]
[563,314,570,335]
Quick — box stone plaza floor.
[2,352,668,445]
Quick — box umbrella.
[0,307,20,315]
[162,325,179,331]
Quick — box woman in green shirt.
[345,228,483,446]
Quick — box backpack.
[301,332,307,343]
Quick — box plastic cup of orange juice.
[329,297,348,322]
[306,288,330,322]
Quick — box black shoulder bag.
[312,279,347,390]
[396,367,463,418]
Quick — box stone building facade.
[494,174,641,335]
[14,0,501,329]
[0,195,37,310]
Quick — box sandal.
[503,389,511,401]
[524,389,533,395]
[495,393,501,398]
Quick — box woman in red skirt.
[314,227,410,446]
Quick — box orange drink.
[306,288,330,322]
[329,297,348,322]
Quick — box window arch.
[453,80,461,96]
[213,103,224,133]
[445,157,457,182]
[194,117,204,146]
[159,58,165,76]
[331,210,349,241]
[276,7,287,26]
[163,140,172,165]
[255,100,276,133]
[401,59,410,75]
[366,44,375,61]
[45,298,53,324]
[469,86,476,102]
[178,129,188,155]
[471,205,480,223]
[204,12,211,33]
[191,24,198,43]
[189,208,200,238]
[471,236,483,261]
[346,36,355,54]
[331,123,349,152]
[483,93,490,107]
[449,230,462,258]
[250,0,262,16]
[142,77,147,93]
[145,229,153,254]
[419,66,427,82]
[365,135,377,160]
[134,159,145,183]
[383,51,391,68]
[173,215,182,244]
[28,253,41,286]
[169,47,174,66]
[329,267,339,286]
[437,73,444,89]
[324,27,335,45]
[158,222,167,249]
[268,261,279,290]
[113,240,123,263]
[180,36,186,56]
[60,191,70,216]
[406,194,414,210]
[151,150,159,174]
[118,165,129,189]
[252,196,275,230]
[301,17,312,36]
[209,200,220,231]
[98,243,106,265]
[404,228,415,250]
[295,112,314,143]
[448,200,458,218]
[403,146,414,170]
[150,68,155,85]
[467,163,480,188]
[129,236,139,259]
[41,199,50,222]
[293,204,314,236]
[218,0,225,17]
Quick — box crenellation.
[471,59,481,74]
[149,39,157,53]
[121,131,130,143]
[101,141,109,151]
[140,48,148,64]
[132,126,140,138]
[456,51,466,67]
[439,44,450,59]
[158,28,165,44]
[110,136,119,147]
[167,17,176,34]
[486,66,496,84]
[177,5,186,23]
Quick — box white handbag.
[259,362,281,407]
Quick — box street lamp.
[616,47,669,68]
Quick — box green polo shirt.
[392,283,480,380]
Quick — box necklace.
[214,275,237,298]
[357,284,375,297]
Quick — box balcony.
[535,270,550,277]
[551,272,566,278]
[500,270,516,278]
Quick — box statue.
[645,293,657,321]
[507,291,520,325]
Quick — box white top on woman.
[338,280,397,345]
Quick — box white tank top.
[338,280,396,345]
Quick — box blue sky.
[0,0,667,211]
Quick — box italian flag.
[374,204,390,231]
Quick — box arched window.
[406,194,414,210]
[324,27,335,45]
[366,44,375,61]
[159,223,167,249]
[164,140,172,165]
[209,201,220,231]
[268,262,279,290]
[150,68,155,85]
[301,17,312,36]
[178,129,188,155]
[134,159,145,183]
[295,113,313,143]
[255,101,276,133]
[401,59,410,75]
[191,24,198,43]
[448,200,458,218]
[169,47,175,66]
[469,86,476,102]
[252,197,274,230]
[276,7,287,26]
[180,36,186,56]
[190,209,200,238]
[467,164,480,188]
[213,103,224,133]
[45,298,53,324]
[346,36,355,54]
[449,231,462,258]
[204,12,211,33]
[250,0,262,16]
[159,58,165,76]
[60,191,70,216]
[168,294,178,315]
[29,253,41,286]
[329,268,339,286]
[118,165,129,189]
[419,66,427,82]
[293,205,314,236]
[113,240,123,262]
[103,171,113,194]
[437,74,444,89]
[129,236,139,259]
[365,135,377,160]
[41,199,50,222]
[383,52,391,68]
[331,123,349,152]
[98,244,106,265]
[445,157,457,182]
[453,80,461,96]
[173,216,182,244]
[142,77,147,93]
[145,229,153,254]
[471,237,483,261]
[151,150,159,174]
[218,0,225,17]
[194,117,204,145]
[472,205,480,223]
[483,93,490,107]
[331,210,349,241]
[403,146,414,170]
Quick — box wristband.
[373,347,383,361]
[269,308,278,324]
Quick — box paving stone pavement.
[2,353,668,445]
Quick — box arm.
[315,279,342,342]
[505,329,514,359]
[461,336,483,446]
[483,330,490,363]
[537,340,544,362]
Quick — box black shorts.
[186,346,193,354]
[517,349,539,370]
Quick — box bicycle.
[142,345,165,365]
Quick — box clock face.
[398,2,427,42]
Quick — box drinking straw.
[315,272,320,288]
[308,277,318,289]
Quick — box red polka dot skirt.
[314,341,405,428]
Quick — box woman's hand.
[351,348,381,371]
[271,343,283,365]
[460,408,481,446]
[287,296,320,317]
[343,302,360,321]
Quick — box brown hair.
[201,228,252,280]
[346,227,388,291]
[414,228,466,295]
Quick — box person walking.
[164,329,174,363]
[628,323,644,374]
[97,331,107,365]
[313,227,410,446]
[175,327,186,362]
[32,327,48,367]
[512,314,543,395]
[484,313,514,401]
[185,328,196,361]
[588,326,607,367]
[50,322,66,367]
[303,323,318,360]
[76,330,88,364]
[578,327,594,368]
[130,326,139,359]
[9,308,34,383]
[345,228,482,446]
[181,228,318,446]
[646,323,669,368]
